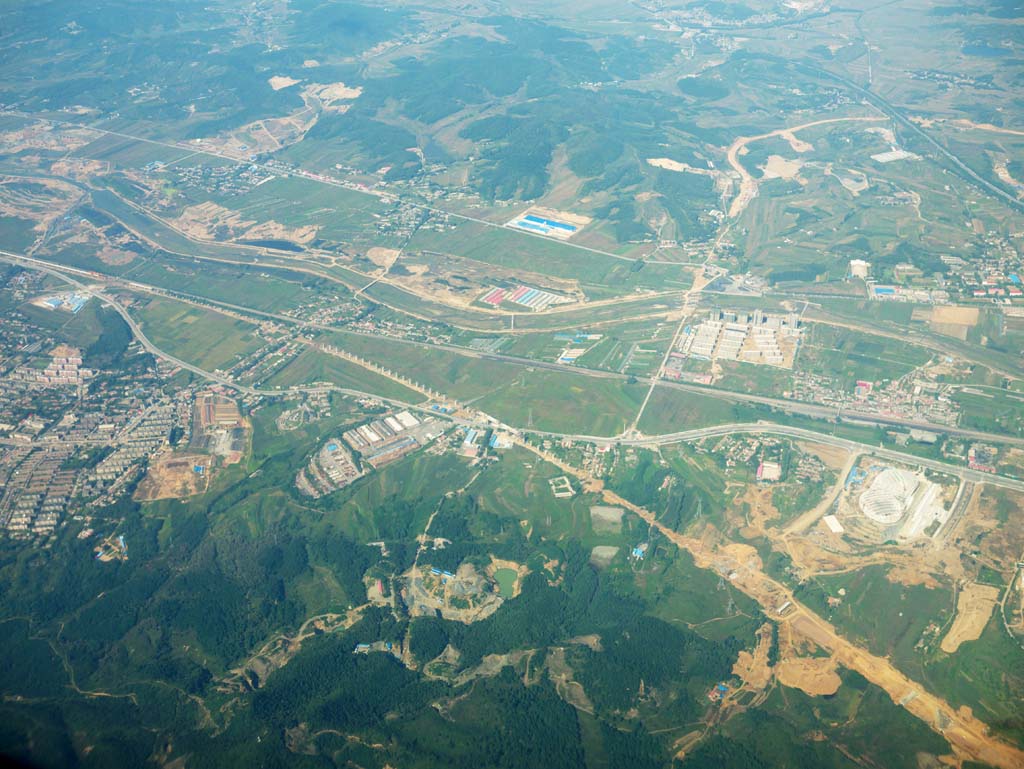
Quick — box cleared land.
[775,656,842,696]
[941,583,1001,654]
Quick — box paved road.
[525,422,1024,493]
[0,252,440,415]
[796,62,1024,213]
[7,251,1024,492]
[513,439,1024,769]
[1,109,694,267]
[7,249,1024,451]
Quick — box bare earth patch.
[775,655,841,696]
[135,453,211,501]
[589,545,619,568]
[547,647,594,713]
[796,441,851,472]
[646,158,720,179]
[761,155,804,180]
[366,246,401,272]
[303,82,363,113]
[589,505,624,534]
[930,306,980,326]
[732,623,774,690]
[268,76,300,91]
[940,583,1000,653]
[244,218,319,245]
[778,130,814,153]
[173,201,318,245]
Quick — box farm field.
[132,296,265,371]
[636,386,760,435]
[263,348,427,404]
[475,374,646,437]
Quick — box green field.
[636,385,756,434]
[797,322,932,388]
[133,296,264,371]
[127,255,322,314]
[263,347,426,403]
[805,565,954,670]
[3,0,1024,765]
[952,388,1024,437]
[476,374,646,436]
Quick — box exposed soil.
[761,155,804,180]
[268,76,300,91]
[514,438,1024,768]
[731,622,774,691]
[547,647,594,713]
[589,504,624,534]
[931,306,980,326]
[775,656,841,696]
[303,82,363,113]
[366,246,400,271]
[172,201,318,245]
[941,583,1001,653]
[724,116,885,218]
[135,453,211,501]
[589,545,619,568]
[796,441,852,472]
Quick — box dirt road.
[782,450,858,536]
[516,438,1024,769]
[725,116,886,218]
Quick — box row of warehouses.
[342,411,438,468]
[480,285,567,311]
[680,310,798,367]
[344,411,421,450]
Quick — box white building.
[850,259,871,279]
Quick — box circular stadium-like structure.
[858,468,919,525]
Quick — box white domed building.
[858,468,920,526]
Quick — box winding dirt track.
[725,116,886,218]
[950,120,1024,138]
[517,439,1024,769]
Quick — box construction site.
[135,454,212,501]
[676,309,803,368]
[827,463,956,543]
[192,392,248,464]
[402,562,504,622]
[388,249,583,311]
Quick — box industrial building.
[678,309,802,368]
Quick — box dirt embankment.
[731,622,774,691]
[516,440,1024,769]
[775,656,841,696]
[941,583,1001,653]
[724,116,885,218]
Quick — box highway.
[96,183,1024,379]
[795,62,1024,214]
[522,421,1024,493]
[15,248,1024,494]
[6,248,1024,452]
[0,109,693,267]
[513,439,1024,769]
[0,252,439,417]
